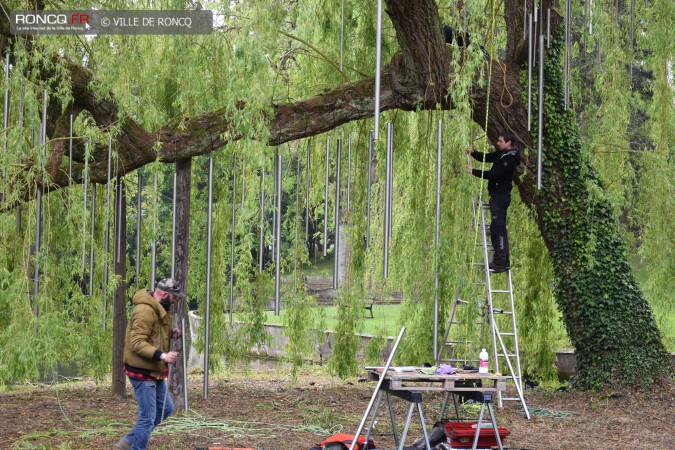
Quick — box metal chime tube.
[534,4,538,47]
[347,134,351,212]
[259,165,265,272]
[2,53,9,203]
[565,0,570,109]
[230,156,237,324]
[16,83,24,232]
[294,149,301,306]
[323,138,330,257]
[528,13,533,130]
[34,115,46,297]
[272,148,278,257]
[374,0,383,140]
[103,137,112,325]
[305,141,311,244]
[333,139,341,290]
[116,171,123,264]
[274,153,282,316]
[630,0,635,81]
[383,123,392,278]
[136,172,141,290]
[81,140,90,271]
[537,35,544,190]
[340,0,345,71]
[433,119,442,358]
[241,157,245,208]
[181,316,188,411]
[171,170,177,277]
[589,0,594,34]
[387,123,393,238]
[523,0,527,40]
[150,173,158,290]
[366,131,373,247]
[89,184,96,296]
[204,156,214,399]
[547,8,551,48]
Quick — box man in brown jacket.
[115,278,185,450]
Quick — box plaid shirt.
[124,364,169,381]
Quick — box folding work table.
[364,369,508,450]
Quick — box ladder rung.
[490,289,511,293]
[496,353,517,358]
[492,309,514,315]
[499,332,515,337]
[501,397,522,401]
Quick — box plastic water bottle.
[479,348,489,373]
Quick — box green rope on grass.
[155,410,343,438]
[520,406,574,419]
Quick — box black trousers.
[489,193,511,265]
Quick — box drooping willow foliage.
[0,0,672,385]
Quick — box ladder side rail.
[479,203,501,377]
[493,319,530,419]
[506,270,524,389]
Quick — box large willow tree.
[0,0,672,390]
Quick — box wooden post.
[171,158,191,411]
[112,177,127,398]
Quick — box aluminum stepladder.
[437,197,530,419]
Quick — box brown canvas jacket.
[123,289,172,379]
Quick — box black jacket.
[471,148,520,195]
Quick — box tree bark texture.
[112,179,127,398]
[1,0,670,387]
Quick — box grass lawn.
[244,304,403,336]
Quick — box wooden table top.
[367,368,507,392]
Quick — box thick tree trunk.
[170,158,191,410]
[112,179,127,398]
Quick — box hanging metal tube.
[181,316,188,412]
[523,0,527,41]
[294,148,301,307]
[204,156,214,399]
[274,153,282,316]
[565,0,571,109]
[433,119,442,358]
[537,35,544,190]
[323,138,330,257]
[589,0,594,34]
[333,139,341,290]
[116,172,123,264]
[305,140,311,245]
[2,53,9,203]
[272,148,278,258]
[383,123,392,278]
[171,170,177,278]
[81,141,90,271]
[241,157,245,208]
[340,0,345,71]
[230,156,237,324]
[259,165,265,272]
[547,8,551,48]
[16,82,24,232]
[366,130,373,247]
[136,172,142,290]
[388,123,393,238]
[103,137,112,326]
[347,134,351,212]
[150,173,158,290]
[374,0,383,140]
[528,13,533,130]
[89,184,96,296]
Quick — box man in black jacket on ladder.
[466,133,521,273]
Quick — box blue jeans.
[123,378,174,450]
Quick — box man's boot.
[114,438,131,450]
[490,234,508,272]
